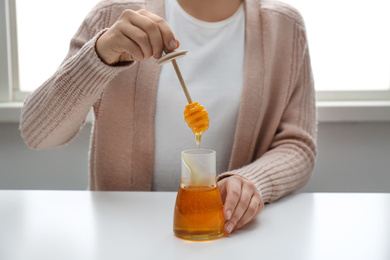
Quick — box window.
[0,0,98,102]
[1,0,390,103]
[287,0,390,100]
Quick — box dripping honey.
[195,133,201,149]
[174,184,224,240]
[184,102,209,149]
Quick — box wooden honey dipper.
[156,48,209,148]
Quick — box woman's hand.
[96,9,178,65]
[218,175,264,234]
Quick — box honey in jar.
[174,184,224,240]
[173,149,224,240]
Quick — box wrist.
[94,29,113,65]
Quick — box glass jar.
[173,149,225,240]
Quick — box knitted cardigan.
[20,0,317,203]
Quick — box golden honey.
[184,102,209,148]
[174,184,224,240]
[195,133,201,149]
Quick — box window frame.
[0,0,11,102]
[1,0,28,102]
[317,90,390,102]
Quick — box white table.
[1,191,389,260]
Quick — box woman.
[20,0,317,234]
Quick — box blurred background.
[1,0,390,191]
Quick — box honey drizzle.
[195,133,201,149]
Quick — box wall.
[0,123,90,190]
[1,122,390,192]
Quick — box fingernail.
[154,51,162,59]
[226,223,234,234]
[169,39,177,49]
[226,210,232,220]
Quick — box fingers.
[96,9,178,65]
[110,22,147,61]
[222,178,242,222]
[219,176,264,234]
[136,9,178,54]
[122,10,161,59]
[234,191,263,230]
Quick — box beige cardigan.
[20,0,317,203]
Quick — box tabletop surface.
[1,191,389,260]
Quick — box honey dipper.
[156,48,209,148]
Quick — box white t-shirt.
[153,0,245,190]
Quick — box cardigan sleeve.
[218,40,317,204]
[20,7,132,150]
